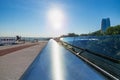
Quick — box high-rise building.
[101,18,111,32]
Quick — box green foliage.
[105,25,120,35]
[80,30,104,36]
[60,33,79,37]
[80,34,89,36]
[80,25,120,36]
[89,30,104,36]
[61,25,120,37]
[68,33,79,37]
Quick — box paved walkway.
[0,43,38,56]
[0,42,47,80]
[0,42,33,50]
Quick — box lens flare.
[47,6,65,30]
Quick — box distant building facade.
[0,37,16,45]
[101,18,111,32]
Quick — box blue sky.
[0,0,120,37]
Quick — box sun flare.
[47,6,65,30]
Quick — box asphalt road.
[20,39,106,80]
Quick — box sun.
[47,6,65,30]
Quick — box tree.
[60,33,79,37]
[67,33,79,37]
[80,34,89,36]
[80,30,104,36]
[105,25,120,35]
[89,30,104,36]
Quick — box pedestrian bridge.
[20,39,108,80]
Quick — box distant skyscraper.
[101,18,111,32]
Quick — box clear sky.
[0,0,120,37]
